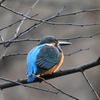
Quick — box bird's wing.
[35,44,61,74]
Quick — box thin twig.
[64,48,90,56]
[1,48,89,59]
[81,71,100,100]
[0,31,99,46]
[0,4,40,21]
[0,14,38,31]
[0,0,5,4]
[58,31,100,41]
[0,34,5,46]
[0,38,40,45]
[45,21,100,27]
[59,8,100,17]
[14,0,39,38]
[2,52,27,59]
[29,73,79,100]
[0,34,7,59]
[0,77,58,94]
[0,48,7,60]
[0,20,21,31]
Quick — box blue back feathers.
[27,44,45,82]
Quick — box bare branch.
[0,0,5,5]
[0,20,21,31]
[81,71,100,100]
[1,48,89,59]
[1,4,100,27]
[0,5,65,48]
[0,34,4,41]
[45,22,100,27]
[0,57,100,90]
[29,73,79,100]
[1,4,100,28]
[14,0,39,38]
[0,31,99,46]
[0,77,58,94]
[0,34,7,59]
[0,38,40,45]
[0,4,28,18]
[56,6,66,15]
[1,4,100,22]
[2,52,27,59]
[18,7,65,38]
[59,8,100,17]
[58,31,100,41]
[64,48,90,56]
[0,48,7,60]
[0,14,38,32]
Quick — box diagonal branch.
[81,71,100,100]
[0,34,7,60]
[58,31,100,41]
[30,73,79,100]
[0,0,6,5]
[0,14,38,32]
[64,48,90,56]
[0,77,58,94]
[0,57,100,90]
[59,8,100,17]
[14,0,39,38]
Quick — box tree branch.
[29,73,79,100]
[0,57,100,90]
[14,0,39,38]
[0,0,5,5]
[0,31,99,45]
[0,14,38,31]
[1,48,90,59]
[81,71,100,100]
[0,77,58,94]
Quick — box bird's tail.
[27,75,36,82]
[26,71,36,82]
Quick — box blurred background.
[0,0,100,100]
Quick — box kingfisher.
[26,36,72,82]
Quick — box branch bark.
[0,57,100,90]
[0,0,5,5]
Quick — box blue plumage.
[26,44,45,82]
[26,36,71,82]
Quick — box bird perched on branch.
[26,36,71,82]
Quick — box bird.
[26,36,72,82]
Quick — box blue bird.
[26,36,71,82]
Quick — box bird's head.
[38,36,72,46]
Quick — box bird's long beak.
[59,41,72,46]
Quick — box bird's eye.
[55,40,58,44]
[55,40,57,43]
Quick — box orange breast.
[40,52,64,76]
